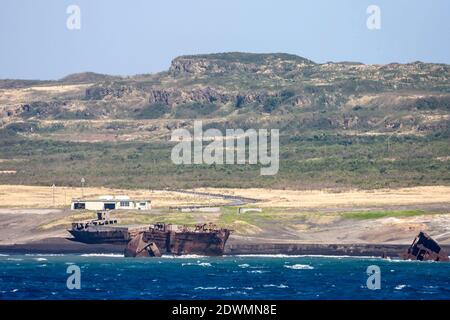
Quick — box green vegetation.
[1,52,450,190]
[0,127,449,189]
[173,102,219,118]
[341,210,432,220]
[137,103,171,119]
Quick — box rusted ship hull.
[68,226,147,244]
[125,226,231,257]
[68,228,128,244]
[400,231,449,262]
[69,213,231,257]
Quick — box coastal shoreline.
[2,237,449,257]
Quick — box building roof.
[71,198,151,202]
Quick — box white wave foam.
[195,286,233,290]
[33,258,47,261]
[236,254,306,258]
[284,264,314,270]
[80,253,123,258]
[238,264,250,268]
[7,258,23,261]
[235,254,380,259]
[182,261,212,267]
[388,259,433,264]
[198,262,211,267]
[25,254,65,257]
[395,284,407,290]
[161,254,207,259]
[263,284,289,288]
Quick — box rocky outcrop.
[84,80,298,110]
[169,52,316,76]
[170,57,258,75]
[147,86,282,108]
[148,87,233,106]
[85,85,136,100]
[1,52,449,135]
[1,104,28,118]
[291,95,311,107]
[343,115,359,129]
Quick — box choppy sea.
[0,254,449,300]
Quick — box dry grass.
[0,84,90,105]
[0,185,227,209]
[2,185,450,210]
[193,186,450,208]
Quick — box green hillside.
[0,52,449,189]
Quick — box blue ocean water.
[0,254,449,300]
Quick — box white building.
[71,195,151,211]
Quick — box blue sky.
[1,0,449,79]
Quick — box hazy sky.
[1,0,449,79]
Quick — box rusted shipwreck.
[401,232,449,262]
[124,223,231,257]
[69,211,231,256]
[68,211,147,243]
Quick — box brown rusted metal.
[124,223,231,257]
[124,233,162,257]
[400,231,449,262]
[68,211,147,243]
[69,213,231,257]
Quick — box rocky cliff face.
[169,52,316,76]
[1,52,449,136]
[147,87,233,106]
[169,56,266,75]
[85,84,137,100]
[146,86,280,108]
